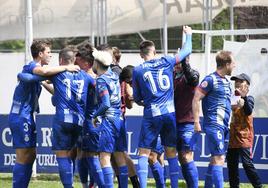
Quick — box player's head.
[31,40,52,65]
[216,50,235,75]
[112,46,121,64]
[59,47,76,66]
[75,42,94,71]
[139,40,156,59]
[92,50,113,75]
[97,43,113,55]
[120,65,134,84]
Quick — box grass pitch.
[0,173,267,188]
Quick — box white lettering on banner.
[36,154,57,166]
[2,128,12,147]
[3,154,58,166]
[252,134,260,157]
[4,154,16,165]
[127,131,138,155]
[261,135,268,160]
[41,128,52,147]
[200,133,211,158]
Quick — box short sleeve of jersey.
[87,75,95,87]
[163,56,177,67]
[28,61,41,74]
[132,67,142,102]
[198,75,213,95]
[82,71,95,87]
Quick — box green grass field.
[1,173,267,188]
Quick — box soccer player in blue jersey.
[132,25,192,188]
[174,57,200,188]
[98,45,139,188]
[192,50,236,188]
[51,47,95,188]
[75,44,105,188]
[9,40,80,188]
[92,49,128,188]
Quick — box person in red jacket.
[227,73,262,188]
[174,57,200,188]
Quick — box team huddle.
[8,25,263,188]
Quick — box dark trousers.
[226,148,262,188]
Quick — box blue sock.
[138,156,149,188]
[102,166,114,188]
[204,165,213,188]
[13,163,33,188]
[56,157,73,188]
[167,157,179,188]
[119,165,128,188]
[181,161,198,188]
[211,165,223,188]
[150,161,165,188]
[77,158,89,184]
[87,156,105,187]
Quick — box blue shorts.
[152,136,164,155]
[9,115,36,149]
[204,125,229,156]
[176,122,200,152]
[82,119,101,152]
[98,117,122,153]
[139,112,177,149]
[52,120,82,151]
[114,118,128,152]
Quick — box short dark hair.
[76,42,94,64]
[59,47,76,64]
[216,50,233,68]
[96,43,112,51]
[139,40,155,55]
[120,65,134,82]
[31,40,51,59]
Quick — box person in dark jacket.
[227,73,262,188]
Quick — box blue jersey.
[9,61,42,120]
[198,72,232,128]
[133,56,177,117]
[93,68,121,124]
[52,70,95,126]
[85,79,98,119]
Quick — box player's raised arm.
[175,26,192,64]
[33,64,80,76]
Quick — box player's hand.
[183,26,192,35]
[66,64,80,72]
[194,121,202,132]
[237,98,245,108]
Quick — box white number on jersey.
[143,68,170,94]
[63,79,85,102]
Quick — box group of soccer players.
[9,25,238,188]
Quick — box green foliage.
[0,40,24,51]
